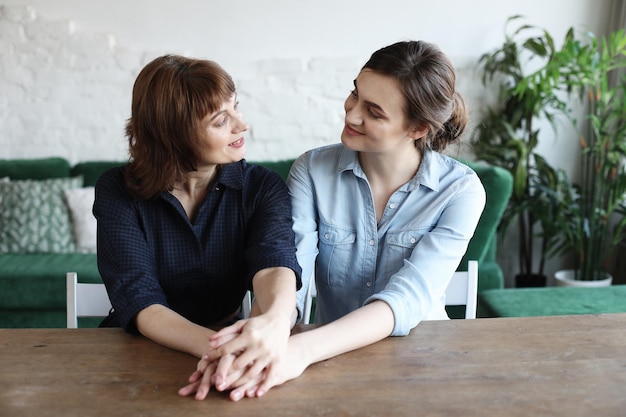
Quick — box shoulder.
[436,153,481,181]
[93,165,136,211]
[427,152,485,196]
[95,165,127,191]
[296,143,344,163]
[293,143,351,173]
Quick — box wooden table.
[1,314,625,417]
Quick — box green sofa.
[0,157,512,327]
[479,285,626,317]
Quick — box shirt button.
[366,281,372,287]
[324,233,330,240]
[410,237,416,244]
[369,239,375,246]
[389,203,396,209]
[215,186,220,191]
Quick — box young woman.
[181,40,486,401]
[94,55,301,378]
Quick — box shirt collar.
[416,150,439,192]
[337,146,440,192]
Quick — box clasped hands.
[178,313,307,401]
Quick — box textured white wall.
[0,0,610,164]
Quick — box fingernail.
[257,389,264,397]
[232,390,243,401]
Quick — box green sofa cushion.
[0,253,101,309]
[479,285,626,317]
[0,157,71,180]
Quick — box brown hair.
[125,55,236,199]
[362,41,467,153]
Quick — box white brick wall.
[0,1,601,170]
[0,4,369,164]
[1,5,132,163]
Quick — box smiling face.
[197,93,249,166]
[341,69,426,155]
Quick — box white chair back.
[445,260,478,319]
[242,291,252,318]
[66,272,111,328]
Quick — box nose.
[233,113,249,133]
[344,97,362,126]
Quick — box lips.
[229,137,245,148]
[344,124,363,136]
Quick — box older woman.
[95,55,301,381]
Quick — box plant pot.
[515,273,547,288]
[554,269,613,287]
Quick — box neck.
[358,147,422,189]
[175,164,219,195]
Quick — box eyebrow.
[353,79,386,115]
[208,94,238,121]
[208,110,227,122]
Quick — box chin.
[340,135,359,151]
[230,147,247,162]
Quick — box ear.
[408,124,428,140]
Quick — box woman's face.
[341,69,422,154]
[198,94,249,166]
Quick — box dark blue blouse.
[94,160,302,333]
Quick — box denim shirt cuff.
[364,293,410,336]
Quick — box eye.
[349,89,358,100]
[215,115,229,127]
[368,108,383,119]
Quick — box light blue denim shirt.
[288,144,486,336]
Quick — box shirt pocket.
[384,228,429,265]
[317,222,356,288]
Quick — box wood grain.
[1,314,625,417]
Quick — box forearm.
[293,300,395,365]
[251,266,298,327]
[135,304,215,358]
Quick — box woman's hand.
[179,332,311,401]
[204,313,292,391]
[178,330,241,400]
[178,352,248,400]
[230,332,311,400]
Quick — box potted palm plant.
[472,16,569,287]
[519,27,626,285]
